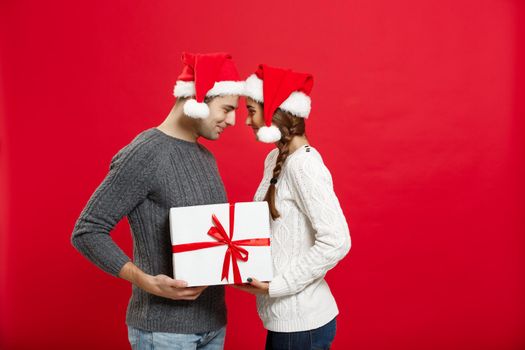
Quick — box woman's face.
[245,98,265,136]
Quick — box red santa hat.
[173,52,245,119]
[243,64,313,143]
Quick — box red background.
[1,1,524,349]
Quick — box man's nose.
[225,111,236,126]
[245,115,252,126]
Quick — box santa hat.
[173,52,245,119]
[243,64,313,143]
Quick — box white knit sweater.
[253,145,351,332]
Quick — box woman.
[233,64,351,350]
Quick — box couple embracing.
[71,52,351,350]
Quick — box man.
[71,52,245,349]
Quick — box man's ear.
[175,96,188,106]
[203,95,216,104]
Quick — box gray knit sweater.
[71,127,227,333]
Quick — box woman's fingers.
[234,285,256,292]
[228,283,260,295]
[248,277,268,290]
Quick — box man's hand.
[118,262,207,301]
[142,274,208,301]
[229,277,269,296]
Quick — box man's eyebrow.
[223,104,238,110]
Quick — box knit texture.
[71,128,228,333]
[254,145,351,332]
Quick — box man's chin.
[200,133,220,141]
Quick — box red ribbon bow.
[172,203,270,284]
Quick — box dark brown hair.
[263,108,306,220]
[176,95,216,105]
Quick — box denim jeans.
[265,318,337,350]
[127,325,226,350]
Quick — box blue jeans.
[127,325,226,350]
[265,318,337,350]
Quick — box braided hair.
[263,108,306,220]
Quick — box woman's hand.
[230,277,269,295]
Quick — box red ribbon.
[172,203,270,284]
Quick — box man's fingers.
[174,286,207,298]
[173,290,204,301]
[150,275,210,300]
[168,279,188,288]
[192,286,208,291]
[183,286,207,293]
[165,290,199,300]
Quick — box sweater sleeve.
[268,154,351,298]
[70,141,159,277]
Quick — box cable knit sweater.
[253,145,351,332]
[71,128,227,333]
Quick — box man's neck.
[157,104,199,143]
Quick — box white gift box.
[169,201,273,287]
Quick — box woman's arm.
[268,154,351,298]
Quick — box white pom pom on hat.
[173,52,245,118]
[257,125,282,143]
[183,98,210,119]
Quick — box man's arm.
[71,141,207,300]
[71,142,155,276]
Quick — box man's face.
[196,95,239,140]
